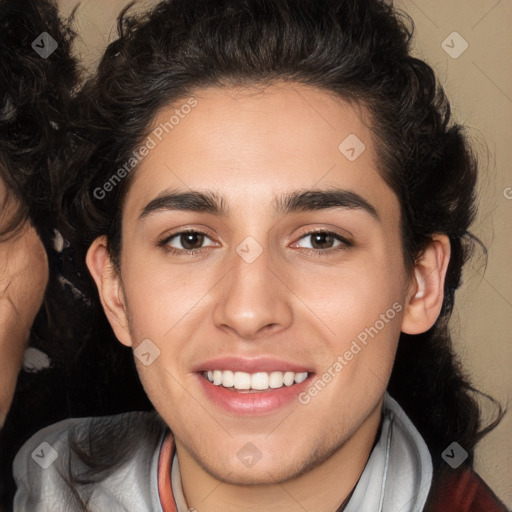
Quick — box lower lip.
[196,373,314,416]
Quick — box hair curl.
[0,2,151,508]
[0,0,77,239]
[59,0,503,483]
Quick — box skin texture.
[87,83,451,512]
[0,184,48,427]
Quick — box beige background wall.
[58,0,512,505]
[395,1,512,506]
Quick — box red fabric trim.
[429,467,508,512]
[158,433,178,512]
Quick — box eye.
[294,230,352,252]
[159,230,216,254]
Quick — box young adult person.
[12,0,508,511]
[0,0,79,506]
[0,2,150,508]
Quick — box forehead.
[123,83,400,226]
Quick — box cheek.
[0,349,22,427]
[121,261,212,352]
[289,248,405,391]
[26,232,49,311]
[294,251,404,329]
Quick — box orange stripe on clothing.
[158,434,178,512]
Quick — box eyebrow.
[139,188,379,221]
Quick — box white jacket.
[13,394,433,512]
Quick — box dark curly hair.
[0,1,151,509]
[0,0,77,239]
[59,0,503,491]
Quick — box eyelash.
[158,229,353,257]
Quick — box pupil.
[182,233,203,250]
[312,233,332,249]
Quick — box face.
[0,181,48,427]
[89,83,448,486]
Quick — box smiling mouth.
[201,370,311,392]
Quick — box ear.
[401,234,451,335]
[86,236,133,347]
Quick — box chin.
[210,461,298,486]
[193,445,314,486]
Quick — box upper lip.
[192,356,312,374]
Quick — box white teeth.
[204,370,309,390]
[233,371,251,389]
[222,370,234,387]
[295,372,308,384]
[213,370,223,386]
[269,371,283,388]
[251,372,269,390]
[283,372,295,386]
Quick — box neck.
[176,401,383,512]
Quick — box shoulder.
[426,465,509,512]
[13,411,167,512]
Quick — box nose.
[212,246,293,340]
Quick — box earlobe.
[86,236,133,347]
[401,234,451,335]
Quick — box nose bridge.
[212,238,293,338]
